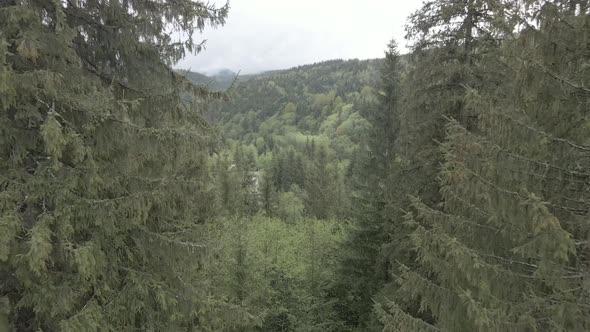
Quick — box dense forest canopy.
[1,0,589,331]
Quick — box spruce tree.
[304,144,336,220]
[333,41,402,329]
[375,0,514,323]
[395,0,509,205]
[378,1,590,330]
[0,1,255,330]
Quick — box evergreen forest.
[1,0,590,331]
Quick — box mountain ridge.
[178,57,389,92]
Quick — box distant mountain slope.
[210,58,385,147]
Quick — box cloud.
[175,0,423,75]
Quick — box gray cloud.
[175,0,423,75]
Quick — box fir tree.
[304,144,335,220]
[0,0,256,330]
[332,40,402,329]
[379,1,590,330]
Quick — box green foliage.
[276,190,305,223]
[211,142,261,216]
[205,216,346,331]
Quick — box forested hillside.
[203,58,387,223]
[1,0,589,331]
[214,59,383,143]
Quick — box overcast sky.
[174,0,424,75]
